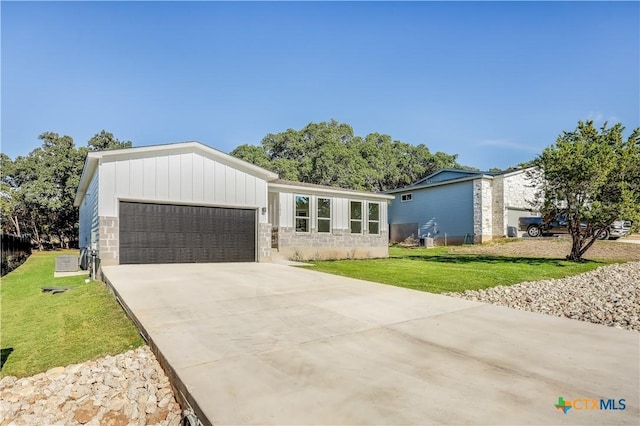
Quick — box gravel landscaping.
[446,261,640,332]
[0,346,183,425]
[450,237,640,261]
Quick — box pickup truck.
[518,215,632,240]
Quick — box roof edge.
[74,142,280,206]
[385,174,493,194]
[269,181,394,200]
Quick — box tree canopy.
[231,120,472,192]
[529,120,640,261]
[0,130,132,248]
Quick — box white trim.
[294,194,311,233]
[400,193,413,202]
[269,182,394,200]
[367,201,381,235]
[316,196,331,234]
[115,196,261,212]
[349,200,363,234]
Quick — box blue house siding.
[389,181,474,244]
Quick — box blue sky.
[2,1,638,171]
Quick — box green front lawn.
[309,246,610,294]
[0,251,143,378]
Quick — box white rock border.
[0,345,183,425]
[445,261,640,332]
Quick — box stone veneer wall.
[258,223,271,262]
[98,216,119,266]
[276,227,388,260]
[491,177,507,238]
[473,179,493,243]
[503,172,539,211]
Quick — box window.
[350,201,362,233]
[295,195,310,232]
[317,197,331,233]
[401,193,413,202]
[368,203,380,234]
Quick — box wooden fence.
[1,234,32,276]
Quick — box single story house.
[386,168,539,245]
[74,141,393,265]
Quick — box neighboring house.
[74,141,393,266]
[386,168,538,245]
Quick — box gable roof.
[385,169,494,194]
[412,169,485,185]
[74,141,279,206]
[384,166,539,195]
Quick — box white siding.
[98,151,269,223]
[192,154,204,203]
[180,153,193,201]
[78,173,99,249]
[214,161,225,201]
[245,175,256,206]
[156,156,169,199]
[335,198,349,230]
[129,158,144,198]
[278,192,293,227]
[235,172,246,204]
[115,160,129,196]
[142,157,156,198]
[168,154,181,199]
[225,167,236,204]
[203,160,215,202]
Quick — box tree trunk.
[568,234,583,261]
[31,221,43,250]
[567,219,586,261]
[11,216,21,237]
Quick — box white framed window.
[317,197,331,233]
[368,202,380,234]
[401,193,413,202]
[350,200,363,234]
[295,195,310,233]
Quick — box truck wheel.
[527,225,541,237]
[596,228,610,240]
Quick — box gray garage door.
[507,208,537,228]
[119,201,256,264]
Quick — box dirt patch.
[449,237,640,261]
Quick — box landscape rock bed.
[446,261,640,332]
[0,346,183,426]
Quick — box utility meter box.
[55,255,78,272]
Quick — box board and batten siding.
[274,192,388,232]
[78,173,99,250]
[98,152,268,223]
[389,180,473,241]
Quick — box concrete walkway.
[102,263,639,425]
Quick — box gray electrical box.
[55,255,78,272]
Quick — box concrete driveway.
[102,263,639,425]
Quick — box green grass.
[309,246,611,294]
[1,251,143,378]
